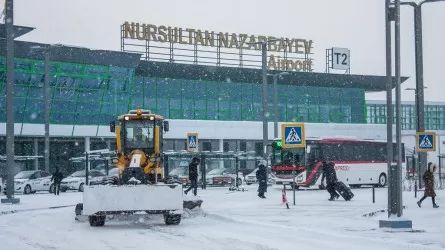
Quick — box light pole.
[405,86,427,188]
[44,51,50,172]
[400,0,445,179]
[1,0,20,204]
[267,72,289,139]
[247,39,279,161]
[382,0,407,223]
[29,45,62,172]
[405,86,428,130]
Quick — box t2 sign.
[331,47,350,70]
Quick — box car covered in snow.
[244,167,274,185]
[60,170,106,192]
[205,168,243,186]
[167,161,204,186]
[168,167,190,185]
[100,167,121,185]
[2,170,53,195]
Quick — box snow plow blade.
[183,199,203,210]
[80,184,184,226]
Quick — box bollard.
[372,186,375,203]
[414,182,417,198]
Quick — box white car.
[245,167,274,185]
[3,170,53,195]
[205,168,243,186]
[60,170,106,192]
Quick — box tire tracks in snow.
[201,211,436,250]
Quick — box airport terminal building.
[1,24,444,173]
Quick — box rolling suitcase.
[335,181,354,201]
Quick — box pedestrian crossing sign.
[281,123,305,148]
[416,132,436,152]
[187,133,198,152]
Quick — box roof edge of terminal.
[0,24,35,39]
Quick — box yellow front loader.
[75,109,186,227]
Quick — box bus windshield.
[272,148,305,166]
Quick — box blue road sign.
[281,123,305,148]
[187,133,198,152]
[416,132,436,152]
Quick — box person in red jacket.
[417,162,439,208]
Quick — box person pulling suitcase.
[321,161,340,201]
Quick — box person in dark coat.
[51,167,64,195]
[184,157,200,196]
[321,162,339,201]
[256,160,268,199]
[417,162,439,208]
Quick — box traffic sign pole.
[281,123,305,206]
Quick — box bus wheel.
[378,173,387,187]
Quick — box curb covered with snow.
[0,204,76,216]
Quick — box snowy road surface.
[0,186,443,250]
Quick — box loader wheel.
[164,214,181,225]
[89,215,106,227]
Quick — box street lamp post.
[1,0,20,204]
[44,51,50,172]
[267,72,289,139]
[29,45,62,172]
[405,86,427,188]
[247,39,279,161]
[400,0,445,179]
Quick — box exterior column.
[34,138,39,170]
[219,139,224,169]
[85,137,90,170]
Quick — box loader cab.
[113,109,168,156]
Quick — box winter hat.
[258,159,267,167]
[192,157,200,164]
[428,163,437,172]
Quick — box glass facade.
[0,57,366,125]
[366,103,445,130]
[2,56,444,175]
[1,56,444,130]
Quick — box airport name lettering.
[123,22,314,54]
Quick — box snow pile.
[0,186,444,249]
[127,177,141,184]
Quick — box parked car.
[3,170,53,195]
[168,167,190,185]
[101,167,120,185]
[205,168,243,186]
[167,161,204,186]
[244,167,274,185]
[60,170,106,192]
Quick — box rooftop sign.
[121,22,314,72]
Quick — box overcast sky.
[4,0,445,102]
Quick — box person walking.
[321,161,339,201]
[417,162,439,208]
[51,167,64,195]
[184,157,200,196]
[256,160,268,199]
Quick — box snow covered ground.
[0,186,443,250]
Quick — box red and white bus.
[270,137,405,189]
